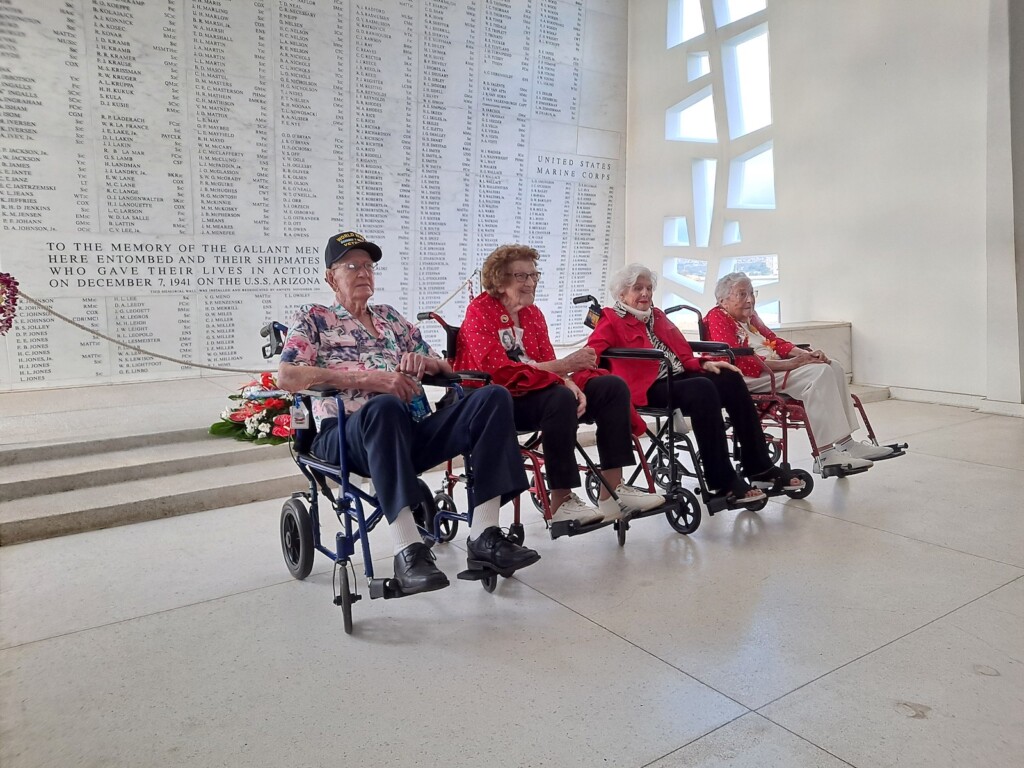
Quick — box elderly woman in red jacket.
[586,263,803,504]
[707,272,894,475]
[454,244,665,526]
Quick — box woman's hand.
[701,360,742,375]
[561,347,597,372]
[565,379,587,417]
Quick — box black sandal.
[748,466,806,493]
[710,477,767,506]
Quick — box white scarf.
[615,300,652,324]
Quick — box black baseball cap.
[325,231,383,268]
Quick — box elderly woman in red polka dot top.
[454,243,665,526]
[706,272,896,475]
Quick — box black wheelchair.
[261,321,504,635]
[572,296,815,520]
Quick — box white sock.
[389,507,422,554]
[470,496,501,539]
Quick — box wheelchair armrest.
[440,370,492,385]
[299,384,340,397]
[600,347,665,361]
[730,346,758,356]
[689,341,735,362]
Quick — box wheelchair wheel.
[584,469,601,505]
[665,488,701,535]
[432,492,459,542]
[281,498,314,580]
[481,571,498,593]
[652,453,687,491]
[616,519,627,547]
[765,438,782,466]
[784,469,814,499]
[530,491,546,512]
[337,563,354,635]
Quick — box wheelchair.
[261,320,507,635]
[417,311,702,547]
[673,305,908,479]
[572,296,814,524]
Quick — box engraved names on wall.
[0,0,625,389]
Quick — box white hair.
[607,262,658,302]
[714,271,752,303]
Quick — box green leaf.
[209,421,242,437]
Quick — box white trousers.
[746,361,859,447]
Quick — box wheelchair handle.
[572,294,597,305]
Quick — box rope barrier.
[13,266,587,375]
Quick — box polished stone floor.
[1,398,1022,767]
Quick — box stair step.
[0,457,306,546]
[0,427,212,467]
[0,437,291,502]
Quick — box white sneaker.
[550,494,603,525]
[671,409,690,436]
[597,496,624,522]
[614,484,665,512]
[814,449,873,474]
[840,440,895,461]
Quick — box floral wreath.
[0,273,19,336]
[209,372,294,444]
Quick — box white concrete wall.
[626,0,1019,402]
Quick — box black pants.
[311,385,529,523]
[646,369,773,491]
[513,376,635,490]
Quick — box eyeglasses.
[336,261,377,275]
[731,288,758,300]
[510,271,541,284]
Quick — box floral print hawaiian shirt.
[280,302,437,420]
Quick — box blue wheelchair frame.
[262,320,492,636]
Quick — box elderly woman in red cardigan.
[706,272,894,474]
[586,264,803,505]
[454,244,664,526]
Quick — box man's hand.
[362,369,420,403]
[397,351,429,379]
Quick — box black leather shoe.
[466,527,541,576]
[393,542,449,595]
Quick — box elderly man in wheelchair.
[277,231,540,598]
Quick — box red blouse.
[586,307,704,406]
[453,292,563,393]
[704,305,796,378]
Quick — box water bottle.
[408,383,431,422]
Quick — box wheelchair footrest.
[549,517,609,540]
[462,558,519,579]
[873,442,909,460]
[368,578,410,600]
[704,495,730,516]
[821,463,871,479]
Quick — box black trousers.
[646,369,773,491]
[513,376,635,490]
[311,385,529,523]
